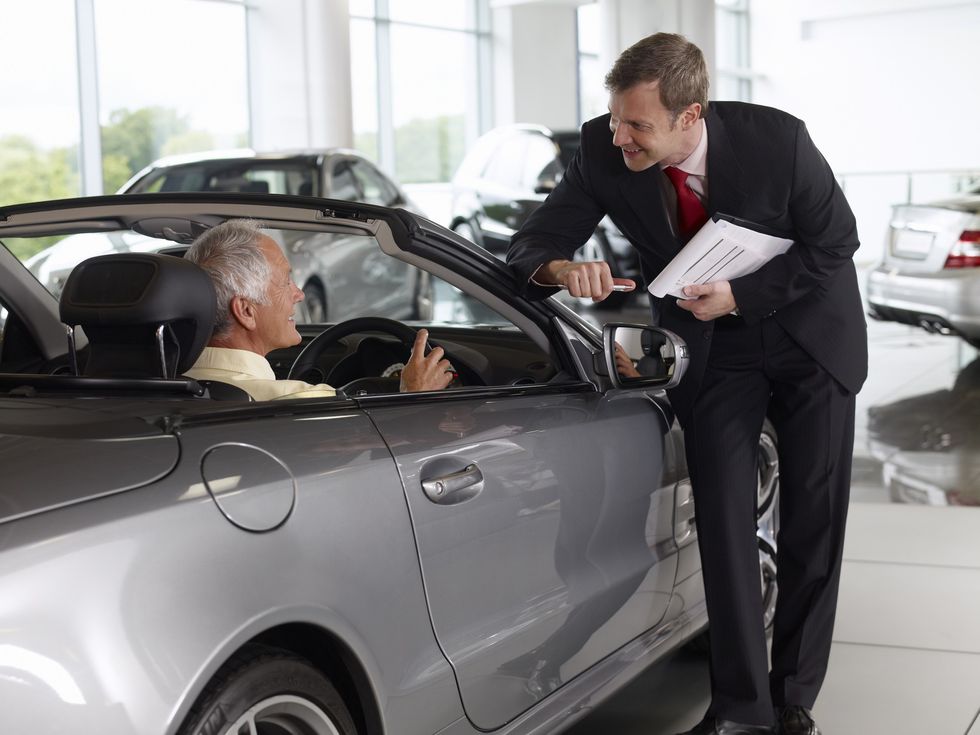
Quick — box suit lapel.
[617,164,680,259]
[705,107,747,216]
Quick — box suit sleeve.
[506,138,607,300]
[729,120,859,322]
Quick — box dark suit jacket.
[507,102,868,425]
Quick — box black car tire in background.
[303,280,328,323]
[179,644,358,735]
[451,220,482,249]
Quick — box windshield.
[128,161,318,197]
[5,226,509,329]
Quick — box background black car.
[449,124,641,308]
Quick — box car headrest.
[60,253,216,378]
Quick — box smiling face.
[252,236,304,353]
[608,81,701,172]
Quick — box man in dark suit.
[507,33,867,735]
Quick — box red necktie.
[664,166,708,239]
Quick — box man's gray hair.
[185,219,271,339]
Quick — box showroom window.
[715,0,752,101]
[576,3,605,123]
[349,0,491,184]
[0,0,82,215]
[93,0,249,193]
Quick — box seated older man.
[184,219,452,399]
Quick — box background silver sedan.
[867,185,980,348]
[0,194,778,735]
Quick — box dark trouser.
[685,315,855,726]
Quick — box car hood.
[0,398,178,526]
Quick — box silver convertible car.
[0,194,780,735]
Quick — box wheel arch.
[173,618,384,735]
[253,623,382,735]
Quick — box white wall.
[751,0,980,263]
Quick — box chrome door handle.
[421,463,484,505]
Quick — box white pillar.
[492,3,579,130]
[246,0,354,150]
[598,0,716,89]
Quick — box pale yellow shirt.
[185,346,337,401]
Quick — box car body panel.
[0,193,714,735]
[367,389,678,729]
[0,400,464,735]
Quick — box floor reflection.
[867,357,980,506]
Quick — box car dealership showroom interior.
[1,0,978,734]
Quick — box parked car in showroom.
[0,193,778,735]
[866,185,980,347]
[25,149,430,323]
[449,124,641,307]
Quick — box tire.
[412,268,434,320]
[572,231,628,310]
[302,281,327,324]
[689,419,780,652]
[452,220,479,246]
[179,644,357,735]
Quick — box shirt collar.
[194,346,276,380]
[663,118,707,176]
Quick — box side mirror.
[601,324,689,390]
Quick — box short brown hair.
[604,33,709,119]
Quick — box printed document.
[648,215,794,299]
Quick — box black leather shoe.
[777,706,821,735]
[676,714,776,735]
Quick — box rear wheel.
[756,419,780,631]
[179,644,357,735]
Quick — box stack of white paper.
[648,216,794,299]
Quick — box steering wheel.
[287,316,474,392]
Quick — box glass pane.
[349,0,375,17]
[350,18,379,163]
[388,0,475,30]
[577,3,600,55]
[390,26,473,183]
[578,54,606,124]
[94,0,249,193]
[0,1,81,213]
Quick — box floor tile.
[835,561,980,653]
[815,643,980,735]
[844,503,980,569]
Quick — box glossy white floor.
[563,293,980,735]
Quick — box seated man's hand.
[400,328,455,392]
[615,342,641,378]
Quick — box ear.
[229,295,259,332]
[680,103,702,129]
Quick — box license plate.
[891,229,934,259]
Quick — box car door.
[364,381,678,730]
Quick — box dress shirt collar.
[662,118,707,176]
[192,346,276,380]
